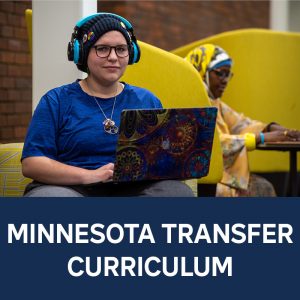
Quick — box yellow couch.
[172,28,300,173]
[0,143,32,197]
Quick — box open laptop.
[112,107,217,182]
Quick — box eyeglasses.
[93,44,129,58]
[212,68,234,80]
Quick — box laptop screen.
[113,107,217,182]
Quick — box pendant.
[103,119,119,134]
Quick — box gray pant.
[24,180,195,197]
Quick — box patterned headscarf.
[185,44,232,99]
[185,44,232,82]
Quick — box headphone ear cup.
[132,41,140,64]
[67,41,74,61]
[129,41,140,64]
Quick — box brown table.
[257,142,300,196]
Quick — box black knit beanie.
[76,15,133,73]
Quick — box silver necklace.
[86,80,119,134]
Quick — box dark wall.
[0,0,32,143]
[98,0,270,50]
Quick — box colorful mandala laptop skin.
[113,107,217,182]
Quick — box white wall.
[270,0,300,32]
[32,0,97,110]
[270,0,289,31]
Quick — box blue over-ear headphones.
[67,12,141,69]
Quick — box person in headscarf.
[185,44,300,197]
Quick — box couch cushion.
[0,143,32,197]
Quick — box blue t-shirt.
[22,82,162,169]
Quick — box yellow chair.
[122,41,223,194]
[25,9,32,54]
[0,143,32,197]
[172,28,300,173]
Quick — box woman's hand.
[84,163,114,184]
[262,130,300,143]
[285,129,300,141]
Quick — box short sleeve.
[22,93,60,160]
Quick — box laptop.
[112,107,217,182]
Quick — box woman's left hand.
[285,129,300,141]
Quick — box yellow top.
[211,99,265,191]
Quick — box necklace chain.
[86,80,119,135]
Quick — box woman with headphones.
[21,13,194,197]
